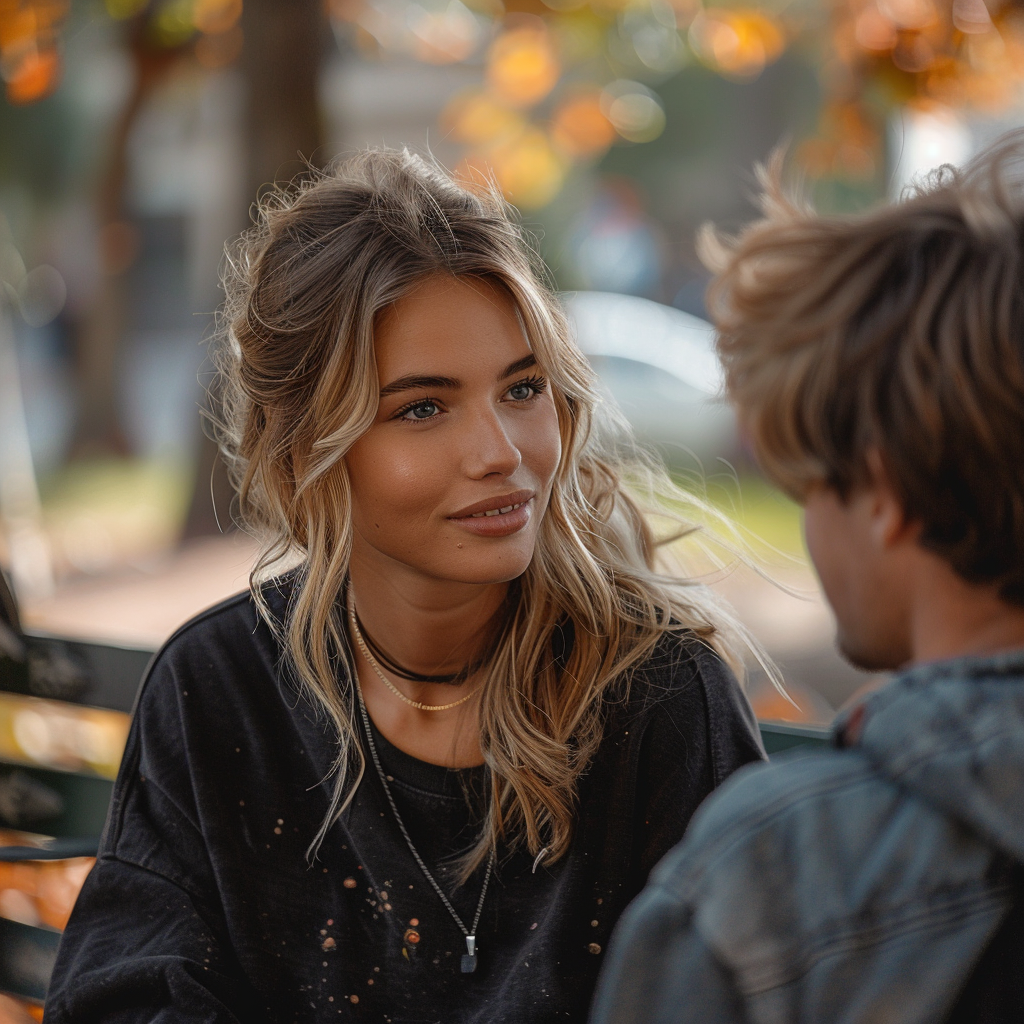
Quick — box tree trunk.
[69,33,182,457]
[182,0,328,538]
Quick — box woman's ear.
[864,448,920,550]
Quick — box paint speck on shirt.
[322,937,336,950]
[591,920,599,927]
[343,878,357,889]
[587,943,602,955]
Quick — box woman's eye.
[401,400,440,421]
[507,377,545,402]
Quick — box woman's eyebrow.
[379,373,461,397]
[379,355,536,397]
[499,354,537,379]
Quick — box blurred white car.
[563,291,738,469]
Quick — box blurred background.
[1,0,1024,733]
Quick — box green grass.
[38,458,191,518]
[675,471,807,561]
[36,458,193,569]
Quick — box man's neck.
[909,560,1024,665]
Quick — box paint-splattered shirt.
[46,583,765,1023]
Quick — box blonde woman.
[47,151,764,1024]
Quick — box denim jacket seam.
[726,880,1012,995]
[868,720,1024,781]
[665,761,880,901]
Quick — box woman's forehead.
[373,275,532,381]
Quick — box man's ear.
[865,448,920,549]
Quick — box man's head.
[702,134,1024,669]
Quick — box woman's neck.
[347,557,508,683]
[346,554,506,768]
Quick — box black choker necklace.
[352,608,479,685]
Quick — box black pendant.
[461,936,478,974]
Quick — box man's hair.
[701,131,1024,606]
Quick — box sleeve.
[631,641,765,879]
[44,647,264,1024]
[44,856,261,1023]
[589,883,751,1024]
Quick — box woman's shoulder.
[135,577,292,716]
[609,627,765,779]
[626,627,738,704]
[148,589,266,675]
[113,579,308,815]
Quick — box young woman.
[46,150,765,1024]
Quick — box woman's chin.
[426,541,536,587]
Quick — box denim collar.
[835,647,1024,862]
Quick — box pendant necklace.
[353,676,496,974]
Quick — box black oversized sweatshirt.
[45,581,765,1024]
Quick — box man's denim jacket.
[590,650,1024,1024]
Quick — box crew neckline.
[363,712,488,799]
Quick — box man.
[590,134,1024,1024]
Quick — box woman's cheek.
[529,404,562,485]
[376,440,452,516]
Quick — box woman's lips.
[448,496,534,537]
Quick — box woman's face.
[345,274,562,588]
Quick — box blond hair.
[214,148,754,872]
[701,133,1024,606]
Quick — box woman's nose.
[461,407,522,479]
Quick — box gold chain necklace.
[347,590,482,712]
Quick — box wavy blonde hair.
[214,148,756,872]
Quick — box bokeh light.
[601,79,666,142]
[688,8,784,80]
[550,89,617,157]
[443,90,526,145]
[0,1,68,105]
[486,22,561,107]
[192,0,242,34]
[0,856,95,932]
[0,693,129,780]
[460,126,567,209]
